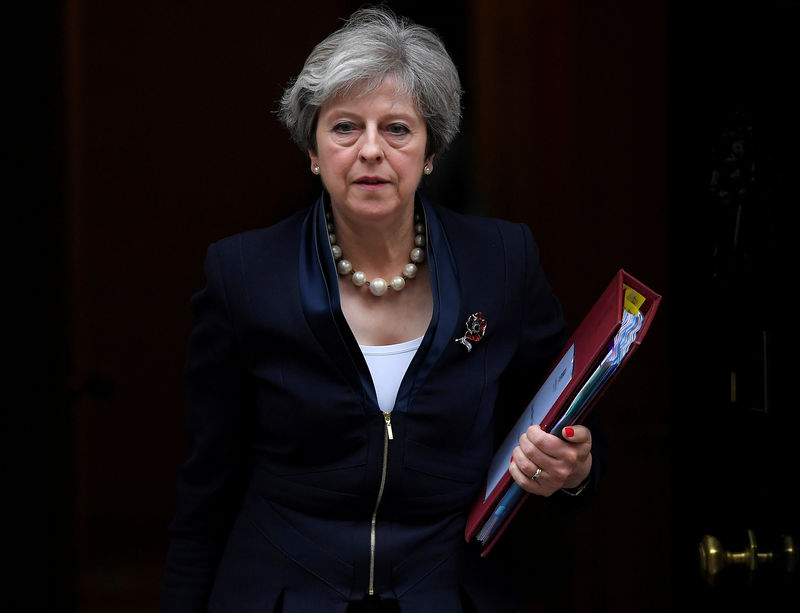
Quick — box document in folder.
[465,269,661,556]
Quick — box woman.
[161,7,596,613]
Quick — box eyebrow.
[324,115,420,129]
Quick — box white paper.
[483,344,575,500]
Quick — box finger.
[519,429,567,478]
[524,426,592,482]
[561,425,592,444]
[511,445,540,480]
[517,435,558,481]
[523,425,568,461]
[517,430,540,461]
[508,456,545,493]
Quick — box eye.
[387,123,411,136]
[333,122,355,134]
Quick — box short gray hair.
[278,6,462,157]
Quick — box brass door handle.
[698,529,796,585]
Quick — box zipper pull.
[383,412,394,440]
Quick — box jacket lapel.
[298,193,377,408]
[394,194,462,413]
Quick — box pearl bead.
[369,278,388,296]
[327,205,425,297]
[337,259,352,275]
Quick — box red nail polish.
[564,427,575,438]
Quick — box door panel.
[668,2,799,608]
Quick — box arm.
[497,223,605,501]
[161,242,252,613]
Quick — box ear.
[308,150,319,174]
[424,154,435,174]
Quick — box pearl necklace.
[327,210,426,296]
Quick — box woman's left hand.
[508,425,592,496]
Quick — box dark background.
[21,0,797,611]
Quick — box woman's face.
[310,76,433,226]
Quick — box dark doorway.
[667,1,798,608]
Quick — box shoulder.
[434,202,525,236]
[207,207,308,262]
[431,203,537,262]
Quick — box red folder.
[465,269,661,555]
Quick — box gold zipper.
[368,412,392,595]
[383,411,394,440]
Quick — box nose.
[359,125,383,163]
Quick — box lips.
[355,176,389,185]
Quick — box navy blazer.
[161,193,571,613]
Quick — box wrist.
[561,454,592,495]
[560,472,591,496]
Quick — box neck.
[331,209,416,278]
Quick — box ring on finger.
[530,467,542,481]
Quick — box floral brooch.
[454,312,487,352]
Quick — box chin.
[336,195,411,221]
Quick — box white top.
[359,336,423,413]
